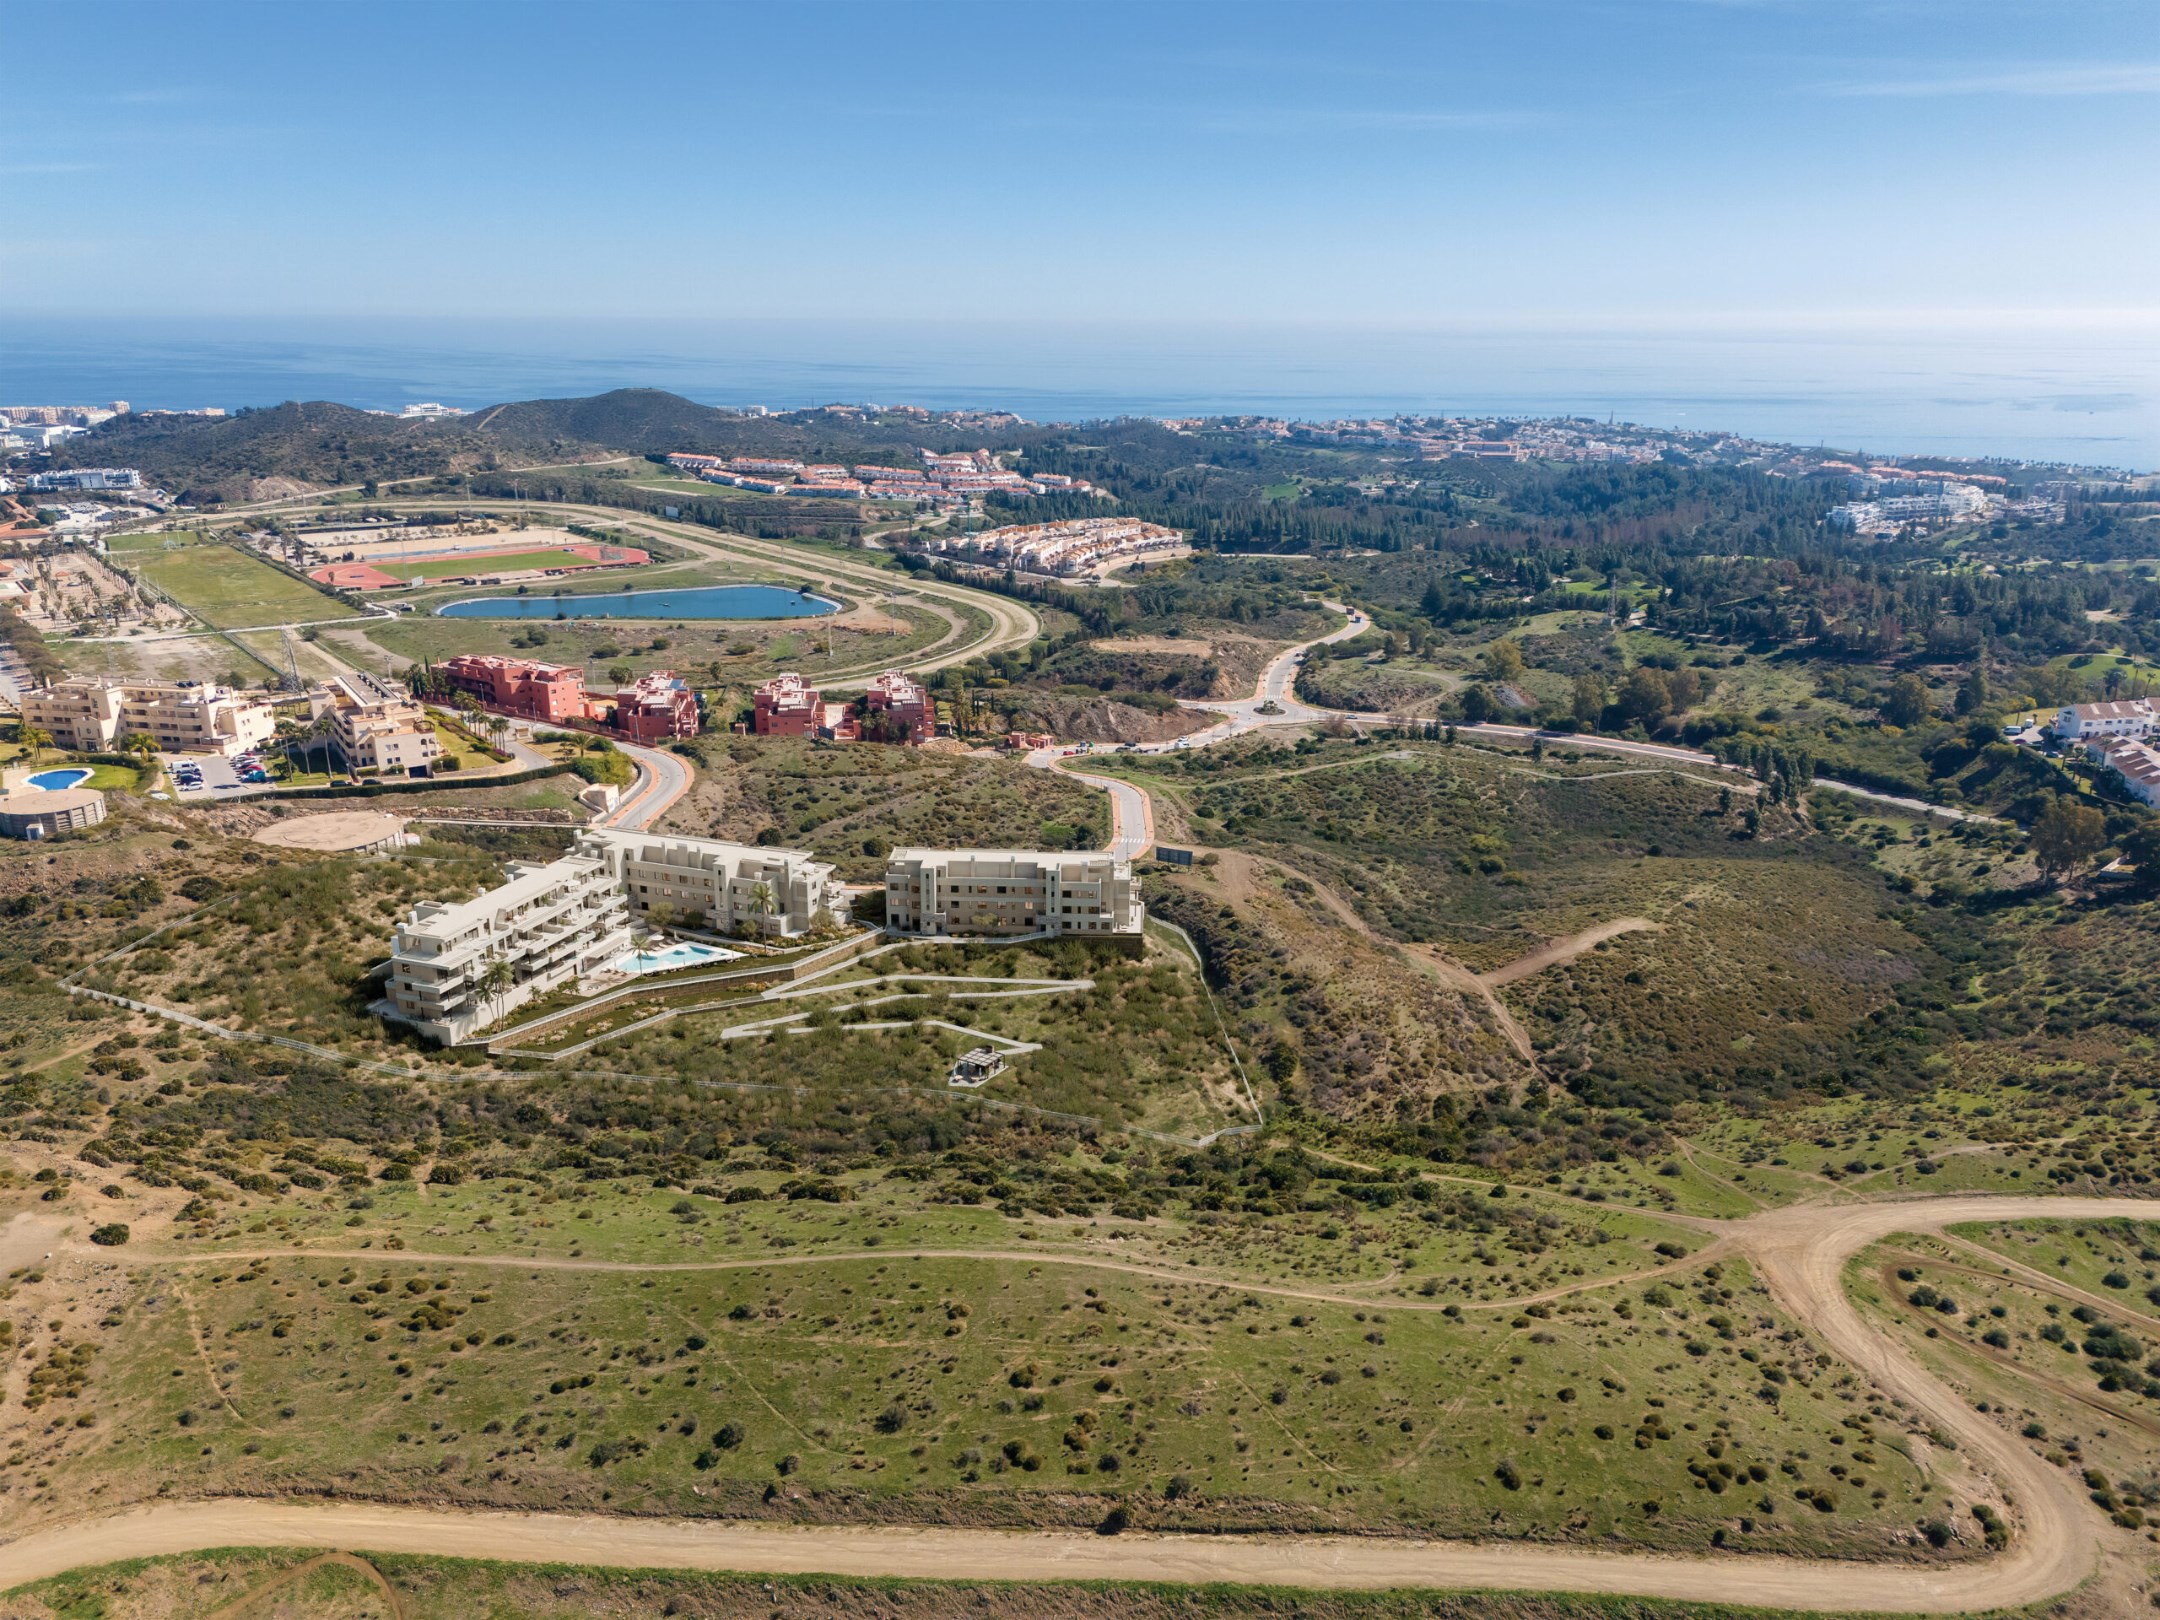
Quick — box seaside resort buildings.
[664,447,1092,504]
[20,675,276,757]
[927,517,1183,578]
[382,828,846,1042]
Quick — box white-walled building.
[2089,736,2160,808]
[583,829,844,938]
[384,842,631,1043]
[381,828,844,1042]
[2051,699,2158,741]
[20,676,276,757]
[883,849,1143,939]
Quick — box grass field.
[367,547,626,581]
[137,544,358,629]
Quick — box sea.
[5,314,2155,472]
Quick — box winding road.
[0,1193,2152,1609]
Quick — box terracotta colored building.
[753,673,821,737]
[611,670,700,741]
[860,670,933,743]
[441,654,589,724]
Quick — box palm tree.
[488,713,512,754]
[477,958,515,1032]
[748,882,777,934]
[18,725,51,768]
[119,731,159,786]
[629,928,657,972]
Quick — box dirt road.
[5,1193,2153,1611]
[1481,917,1658,986]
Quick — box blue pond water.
[28,768,93,791]
[438,584,837,621]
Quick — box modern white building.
[2051,699,2158,741]
[20,676,276,757]
[383,840,632,1043]
[380,828,844,1042]
[883,848,1143,939]
[27,468,142,493]
[583,828,845,938]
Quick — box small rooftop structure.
[251,810,408,854]
[948,1047,1008,1089]
[0,785,105,840]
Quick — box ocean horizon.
[5,313,2154,473]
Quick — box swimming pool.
[27,768,93,791]
[612,940,744,976]
[438,584,839,620]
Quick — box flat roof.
[0,787,103,814]
[252,810,406,852]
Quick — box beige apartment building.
[381,828,843,1043]
[20,675,276,757]
[311,671,441,775]
[883,849,1143,939]
[584,829,844,938]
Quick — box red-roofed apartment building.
[753,673,821,737]
[860,670,933,743]
[611,670,700,741]
[442,655,590,724]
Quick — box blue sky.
[3,0,2155,331]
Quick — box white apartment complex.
[930,518,1182,577]
[2050,699,2157,741]
[2088,736,2160,808]
[584,829,845,938]
[384,841,632,1043]
[20,676,276,757]
[381,828,843,1042]
[310,671,442,775]
[883,849,1143,939]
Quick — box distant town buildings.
[311,671,443,775]
[20,676,276,757]
[662,446,1092,504]
[926,516,1181,577]
[26,468,142,493]
[883,849,1144,939]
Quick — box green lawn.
[371,548,626,581]
[138,544,358,629]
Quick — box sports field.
[137,543,359,628]
[369,546,622,580]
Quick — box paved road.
[603,739,694,831]
[1,1190,2150,1610]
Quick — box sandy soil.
[1481,918,1659,987]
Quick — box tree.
[629,929,657,971]
[1881,674,1933,728]
[2119,819,2160,899]
[2031,797,2107,884]
[1570,674,1605,728]
[1616,666,1671,724]
[748,882,777,931]
[1458,684,1494,725]
[477,958,515,1030]
[488,713,512,752]
[1955,663,1990,717]
[18,725,51,766]
[119,730,159,779]
[1483,639,1525,684]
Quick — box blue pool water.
[438,584,837,620]
[28,768,93,791]
[612,940,744,976]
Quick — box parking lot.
[165,750,276,800]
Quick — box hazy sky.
[5,0,2155,331]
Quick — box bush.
[88,1223,129,1246]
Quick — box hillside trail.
[4,1194,2157,1612]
